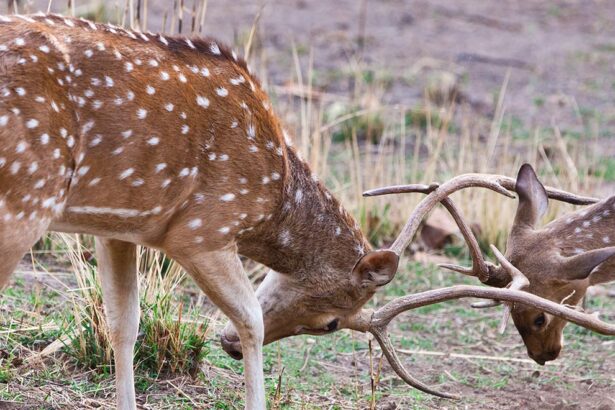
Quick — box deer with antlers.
[366,164,615,365]
[0,13,613,409]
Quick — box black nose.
[227,349,243,361]
[530,349,560,365]
[220,335,243,360]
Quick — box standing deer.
[366,164,615,365]
[1,14,614,409]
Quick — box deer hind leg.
[95,238,139,410]
[174,247,265,410]
[0,219,50,288]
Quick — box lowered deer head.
[366,164,615,365]
[489,164,615,364]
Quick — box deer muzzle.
[220,332,243,360]
[528,347,561,365]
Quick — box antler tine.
[364,174,599,205]
[471,300,502,308]
[494,177,598,205]
[440,197,491,282]
[438,263,475,275]
[345,283,615,399]
[363,183,440,197]
[369,325,460,399]
[490,245,530,333]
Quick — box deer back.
[0,14,294,252]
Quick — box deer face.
[220,250,399,359]
[501,164,615,364]
[507,261,587,364]
[511,305,564,364]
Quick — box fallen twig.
[378,347,562,366]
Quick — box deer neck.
[237,149,369,279]
[542,197,615,257]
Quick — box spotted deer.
[367,164,615,365]
[1,13,614,409]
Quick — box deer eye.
[325,319,339,332]
[534,314,546,327]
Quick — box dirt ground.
[3,259,614,410]
[19,0,614,135]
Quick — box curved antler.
[490,244,529,333]
[363,173,599,287]
[364,176,599,205]
[346,249,615,398]
[438,197,509,286]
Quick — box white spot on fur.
[279,230,291,246]
[188,219,203,230]
[295,189,303,204]
[197,96,210,108]
[119,168,134,180]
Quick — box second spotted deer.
[368,164,615,365]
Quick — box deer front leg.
[95,238,139,410]
[175,247,265,410]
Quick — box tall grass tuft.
[59,235,210,376]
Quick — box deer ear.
[562,247,615,281]
[352,250,400,290]
[513,164,549,230]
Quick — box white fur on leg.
[171,247,267,410]
[236,301,265,410]
[114,345,137,409]
[96,238,139,410]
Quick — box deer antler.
[364,173,600,294]
[490,244,529,333]
[364,174,598,258]
[364,177,599,205]
[346,247,615,398]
